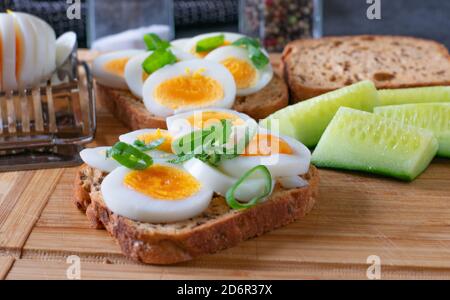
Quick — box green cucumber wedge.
[312,107,439,181]
[378,86,450,106]
[374,103,450,158]
[260,80,378,148]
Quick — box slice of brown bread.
[73,164,319,264]
[283,35,450,102]
[95,74,289,130]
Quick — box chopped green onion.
[232,37,261,48]
[169,118,255,166]
[232,37,269,69]
[133,138,165,152]
[107,142,153,170]
[142,48,177,74]
[169,119,242,167]
[225,165,273,210]
[248,44,270,69]
[196,34,225,52]
[144,33,170,51]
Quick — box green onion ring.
[108,142,153,170]
[225,165,273,210]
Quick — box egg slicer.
[0,45,96,171]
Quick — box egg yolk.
[192,40,232,58]
[142,71,149,82]
[243,134,293,156]
[14,24,23,82]
[221,57,257,89]
[103,57,130,77]
[124,164,201,200]
[186,111,244,129]
[154,69,224,109]
[137,129,173,153]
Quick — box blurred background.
[1,0,449,50]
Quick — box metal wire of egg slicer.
[0,45,96,171]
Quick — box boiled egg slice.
[205,46,273,96]
[142,59,236,117]
[92,50,144,89]
[18,12,56,83]
[184,157,274,202]
[27,13,56,81]
[218,130,311,178]
[0,13,17,91]
[80,146,121,173]
[119,128,176,161]
[183,32,244,58]
[101,164,213,223]
[124,48,195,98]
[166,108,256,137]
[55,31,77,68]
[9,11,37,88]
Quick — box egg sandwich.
[91,32,289,130]
[74,108,319,264]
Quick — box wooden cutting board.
[0,51,449,280]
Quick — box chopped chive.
[248,44,270,69]
[196,34,225,52]
[232,37,261,48]
[232,37,269,69]
[107,142,153,170]
[142,48,177,74]
[168,119,254,167]
[144,33,170,51]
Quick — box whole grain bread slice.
[96,74,289,131]
[283,35,450,102]
[73,164,319,264]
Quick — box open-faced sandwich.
[73,108,319,264]
[92,32,289,129]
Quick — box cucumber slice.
[378,86,450,106]
[374,103,450,158]
[260,80,378,148]
[311,107,439,181]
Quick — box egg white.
[184,157,274,202]
[119,128,176,161]
[278,176,308,189]
[142,59,236,117]
[170,38,190,50]
[10,11,37,88]
[18,12,50,84]
[205,46,273,96]
[0,13,17,91]
[37,17,56,79]
[124,48,196,98]
[92,50,144,89]
[55,31,77,68]
[218,130,311,178]
[183,32,245,57]
[17,12,56,83]
[80,146,120,173]
[101,164,214,223]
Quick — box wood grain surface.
[0,50,449,279]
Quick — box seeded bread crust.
[73,164,319,264]
[283,35,450,102]
[95,74,289,130]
